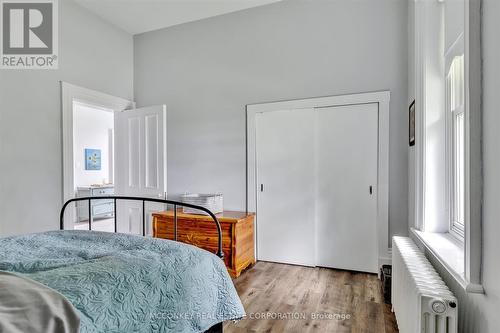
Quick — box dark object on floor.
[205,322,223,333]
[381,264,392,304]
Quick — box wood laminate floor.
[224,261,398,333]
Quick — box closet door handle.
[260,184,264,192]
[369,186,373,195]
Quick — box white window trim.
[445,49,466,242]
[412,0,483,293]
[410,228,484,294]
[411,228,464,284]
[463,0,483,289]
[450,106,465,239]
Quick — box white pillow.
[0,271,80,333]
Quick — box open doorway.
[61,82,168,234]
[72,101,115,232]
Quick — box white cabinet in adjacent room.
[76,185,114,222]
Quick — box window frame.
[445,49,466,242]
[412,0,483,292]
[450,107,465,238]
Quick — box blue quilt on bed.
[0,230,245,333]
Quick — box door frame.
[61,81,133,229]
[246,91,391,268]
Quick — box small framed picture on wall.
[409,100,415,147]
[85,149,102,170]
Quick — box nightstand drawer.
[76,186,115,221]
[91,187,114,196]
[92,202,114,216]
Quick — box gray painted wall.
[134,0,409,241]
[444,0,465,53]
[407,0,416,230]
[408,1,500,332]
[0,0,133,236]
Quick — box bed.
[0,196,246,333]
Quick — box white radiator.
[392,236,458,333]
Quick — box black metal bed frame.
[60,196,226,333]
[60,195,224,259]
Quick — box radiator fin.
[392,236,458,333]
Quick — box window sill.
[410,228,484,294]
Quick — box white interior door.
[315,103,378,273]
[256,109,316,266]
[114,105,167,235]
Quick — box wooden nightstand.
[152,210,255,278]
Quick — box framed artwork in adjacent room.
[85,148,101,170]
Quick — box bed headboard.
[60,196,224,259]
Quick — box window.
[411,0,483,292]
[447,55,465,239]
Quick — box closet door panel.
[256,109,316,266]
[315,103,379,273]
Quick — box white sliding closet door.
[315,104,378,273]
[256,109,316,266]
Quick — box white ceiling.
[74,0,282,35]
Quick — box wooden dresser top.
[152,210,255,223]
